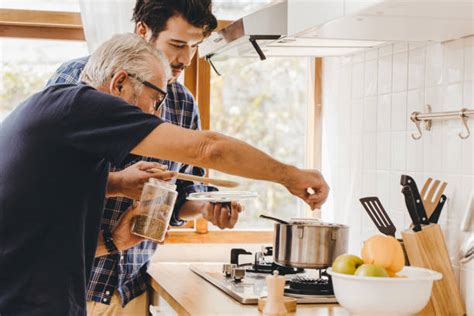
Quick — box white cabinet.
[310,0,474,42]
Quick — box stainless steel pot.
[270,218,349,269]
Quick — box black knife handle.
[401,175,429,225]
[402,186,422,232]
[429,195,446,224]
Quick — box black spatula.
[359,197,396,236]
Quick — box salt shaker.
[262,271,287,316]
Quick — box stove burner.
[285,275,334,296]
[246,262,303,275]
[230,247,303,275]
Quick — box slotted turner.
[420,178,448,218]
[359,197,396,236]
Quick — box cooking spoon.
[148,167,239,188]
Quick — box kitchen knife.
[428,194,447,224]
[400,175,429,225]
[401,186,422,232]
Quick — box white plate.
[187,191,258,203]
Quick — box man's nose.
[177,46,195,67]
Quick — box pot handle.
[297,226,304,239]
[259,214,289,224]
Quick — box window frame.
[0,9,322,243]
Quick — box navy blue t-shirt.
[0,84,162,315]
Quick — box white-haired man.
[0,33,329,316]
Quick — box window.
[212,0,276,20]
[0,37,88,122]
[210,57,310,229]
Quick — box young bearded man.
[47,1,242,313]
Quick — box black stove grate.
[285,275,334,296]
[246,262,303,275]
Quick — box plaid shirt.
[46,56,213,306]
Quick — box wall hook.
[459,109,470,139]
[411,112,423,140]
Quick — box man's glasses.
[127,73,167,111]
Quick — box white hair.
[80,33,171,93]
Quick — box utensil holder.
[401,224,466,315]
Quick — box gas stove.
[189,247,337,304]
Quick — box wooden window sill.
[166,230,273,244]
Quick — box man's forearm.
[106,172,122,197]
[178,200,207,220]
[199,133,297,184]
[132,124,298,186]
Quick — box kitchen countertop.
[148,262,350,316]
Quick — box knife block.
[401,224,466,315]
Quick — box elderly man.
[46,2,241,312]
[0,33,329,316]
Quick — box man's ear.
[110,71,128,96]
[136,22,153,42]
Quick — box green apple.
[332,254,364,275]
[354,264,389,277]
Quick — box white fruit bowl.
[327,266,442,316]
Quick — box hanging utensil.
[400,175,429,225]
[401,186,422,232]
[420,178,448,218]
[428,194,447,224]
[359,197,396,236]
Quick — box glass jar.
[131,178,178,242]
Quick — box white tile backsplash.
[351,99,364,132]
[423,128,443,173]
[442,129,463,174]
[322,38,474,311]
[425,85,444,112]
[462,134,474,175]
[363,132,377,170]
[352,62,364,99]
[390,132,407,171]
[378,55,392,95]
[393,51,408,92]
[377,132,391,170]
[445,83,464,112]
[425,43,443,87]
[406,133,424,172]
[391,92,407,132]
[465,36,474,82]
[444,39,465,84]
[365,59,378,96]
[408,47,426,90]
[465,81,473,107]
[377,94,392,132]
[363,96,377,132]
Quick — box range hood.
[200,0,474,61]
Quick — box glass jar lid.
[148,178,177,191]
